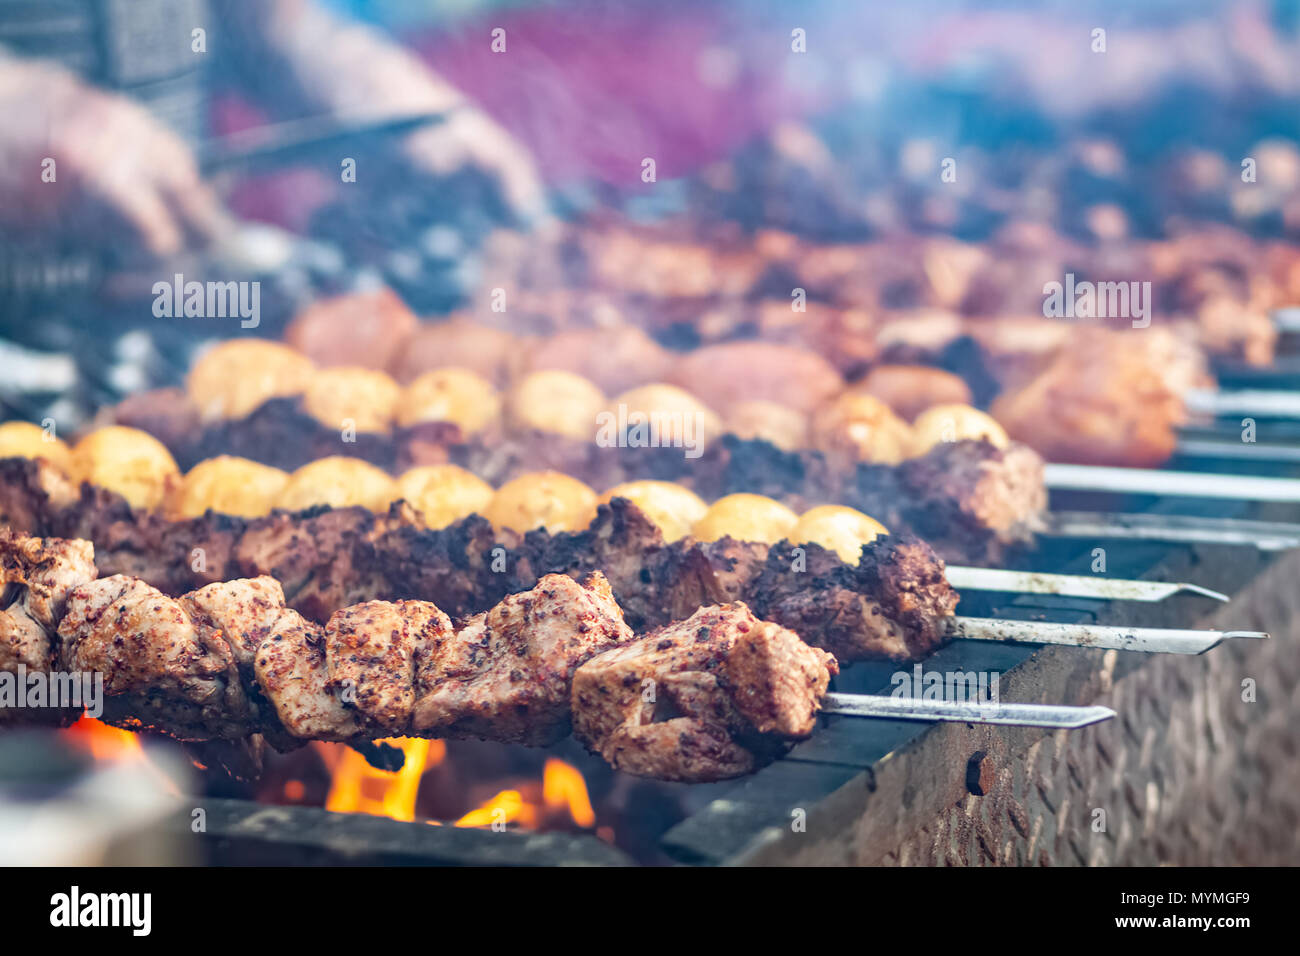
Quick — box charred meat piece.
[58,575,253,739]
[572,603,836,782]
[411,572,633,746]
[748,536,957,662]
[861,439,1047,566]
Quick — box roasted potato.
[852,365,973,422]
[605,384,722,455]
[910,404,1009,455]
[284,289,418,370]
[599,480,708,542]
[484,470,597,534]
[303,367,402,434]
[173,456,290,519]
[520,325,674,393]
[70,426,180,510]
[506,370,606,440]
[792,505,889,564]
[275,456,399,512]
[392,317,521,386]
[187,340,316,423]
[724,400,809,451]
[668,341,844,415]
[810,393,913,464]
[692,493,798,545]
[397,368,503,436]
[396,464,495,529]
[0,421,73,473]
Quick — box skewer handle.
[821,693,1115,729]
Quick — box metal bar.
[944,566,1228,603]
[1041,510,1300,551]
[1043,462,1300,501]
[1176,439,1300,464]
[1185,388,1300,420]
[943,616,1268,654]
[199,110,454,174]
[821,693,1115,729]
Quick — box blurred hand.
[0,56,226,257]
[401,107,552,228]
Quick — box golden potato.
[484,471,597,534]
[668,341,844,415]
[275,456,399,512]
[186,340,316,423]
[692,493,798,545]
[599,480,708,542]
[0,421,73,473]
[793,505,889,565]
[724,400,809,451]
[811,393,913,464]
[910,404,1009,455]
[396,464,496,529]
[397,368,502,436]
[173,456,290,519]
[302,367,401,434]
[70,426,180,510]
[506,370,606,440]
[604,384,722,456]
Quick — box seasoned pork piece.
[412,572,633,746]
[253,609,360,743]
[182,576,289,666]
[58,575,252,739]
[748,535,957,662]
[0,530,97,673]
[572,603,836,782]
[324,599,453,734]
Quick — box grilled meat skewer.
[4,530,832,782]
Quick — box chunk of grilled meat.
[326,599,453,735]
[412,572,633,746]
[572,603,836,782]
[0,530,97,724]
[59,575,254,739]
[749,536,958,661]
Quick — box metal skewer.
[1175,438,1300,464]
[1185,388,1300,420]
[820,693,1115,729]
[944,617,1268,654]
[944,566,1228,603]
[1041,510,1300,550]
[1043,462,1300,501]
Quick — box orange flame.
[320,738,445,822]
[542,757,596,828]
[63,716,144,760]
